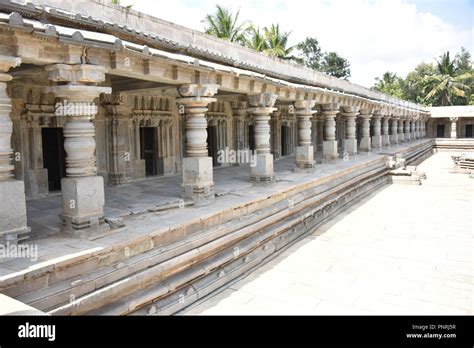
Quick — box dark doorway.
[42,127,66,191]
[466,125,473,138]
[140,127,157,176]
[248,125,255,151]
[437,124,445,138]
[207,125,218,166]
[281,125,291,156]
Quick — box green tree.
[202,5,250,44]
[297,37,322,70]
[422,51,472,106]
[320,52,351,79]
[372,72,404,99]
[455,47,472,73]
[403,62,437,104]
[262,24,299,61]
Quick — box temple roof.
[0,0,429,112]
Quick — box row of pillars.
[0,59,428,243]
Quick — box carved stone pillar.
[421,120,426,138]
[405,118,411,142]
[411,119,416,140]
[231,101,247,152]
[46,64,111,231]
[25,114,48,196]
[341,106,358,156]
[415,120,420,139]
[382,115,391,147]
[390,117,399,144]
[321,103,339,160]
[103,93,132,185]
[398,118,405,143]
[0,55,29,244]
[359,109,372,152]
[450,117,458,139]
[371,111,382,149]
[295,100,316,168]
[177,84,218,204]
[247,93,277,183]
[316,116,324,152]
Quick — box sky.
[119,0,473,88]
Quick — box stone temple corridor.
[183,152,473,315]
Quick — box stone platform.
[0,140,433,315]
[183,152,473,315]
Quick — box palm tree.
[422,52,472,106]
[374,72,398,90]
[245,26,267,52]
[262,24,299,61]
[202,5,250,45]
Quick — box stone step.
[49,163,388,315]
[2,155,392,315]
[99,169,389,315]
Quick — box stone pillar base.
[390,134,398,145]
[382,135,390,147]
[182,157,215,205]
[295,145,315,169]
[372,135,382,149]
[406,134,412,142]
[343,139,357,156]
[0,180,30,245]
[360,137,371,152]
[399,134,405,143]
[323,140,338,161]
[61,176,105,231]
[250,153,274,183]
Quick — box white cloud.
[121,0,472,88]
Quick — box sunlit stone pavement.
[183,152,473,315]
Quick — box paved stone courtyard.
[183,152,473,315]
